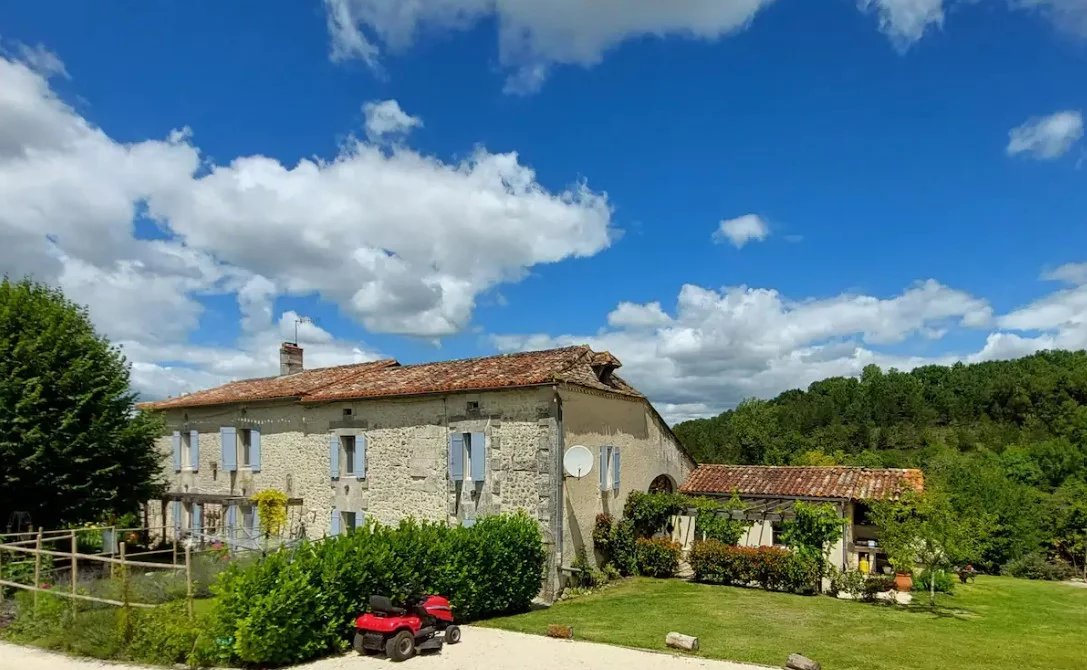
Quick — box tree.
[782,501,846,590]
[872,489,985,606]
[0,279,163,529]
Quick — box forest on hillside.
[672,350,1087,573]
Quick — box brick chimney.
[280,342,303,376]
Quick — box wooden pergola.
[689,495,848,523]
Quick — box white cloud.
[14,43,68,79]
[363,99,422,140]
[323,0,775,90]
[495,279,995,420]
[607,301,672,330]
[1007,110,1084,159]
[323,1,1087,88]
[1043,262,1087,285]
[0,51,615,399]
[1016,0,1087,37]
[713,214,770,248]
[858,0,945,50]
[122,311,385,400]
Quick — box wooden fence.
[0,526,195,616]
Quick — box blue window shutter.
[329,433,340,479]
[221,427,237,472]
[470,432,486,482]
[226,504,237,541]
[449,433,465,481]
[251,427,262,472]
[172,501,181,536]
[599,447,607,491]
[172,431,182,472]
[357,434,367,479]
[193,503,203,534]
[190,430,199,472]
[253,505,261,535]
[612,446,621,492]
[355,510,366,531]
[331,508,341,536]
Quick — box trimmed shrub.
[591,514,638,576]
[690,540,819,594]
[914,568,955,594]
[635,537,681,578]
[206,512,545,667]
[1002,553,1076,581]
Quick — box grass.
[482,576,1087,670]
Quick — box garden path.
[1,625,773,670]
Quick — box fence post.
[70,531,78,617]
[33,527,42,610]
[119,541,131,641]
[185,544,193,619]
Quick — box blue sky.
[2,1,1086,420]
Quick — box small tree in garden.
[872,489,984,606]
[252,489,289,546]
[781,501,846,590]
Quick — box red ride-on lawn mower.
[353,594,461,662]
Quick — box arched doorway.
[648,474,675,494]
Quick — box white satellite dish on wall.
[563,445,594,478]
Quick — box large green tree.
[0,279,163,530]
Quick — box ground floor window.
[771,521,785,546]
[341,510,357,531]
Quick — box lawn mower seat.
[369,595,406,616]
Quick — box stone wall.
[151,388,560,546]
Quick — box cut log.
[666,632,699,651]
[785,653,821,670]
[546,624,574,639]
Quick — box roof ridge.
[383,345,589,371]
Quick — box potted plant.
[884,543,914,591]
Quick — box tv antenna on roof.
[293,316,311,345]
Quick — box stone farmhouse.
[140,343,694,597]
[678,464,924,574]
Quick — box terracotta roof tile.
[139,346,641,410]
[679,465,924,501]
[137,359,399,410]
[302,346,642,402]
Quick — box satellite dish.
[563,445,594,478]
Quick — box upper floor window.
[239,429,253,467]
[343,435,356,475]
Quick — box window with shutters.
[341,510,357,532]
[239,429,252,467]
[464,433,475,481]
[599,446,621,492]
[342,435,356,476]
[242,505,256,536]
[180,432,193,469]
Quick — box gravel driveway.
[1,626,772,670]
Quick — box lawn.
[482,576,1087,670]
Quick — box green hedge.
[202,512,545,667]
[635,537,681,578]
[689,540,819,594]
